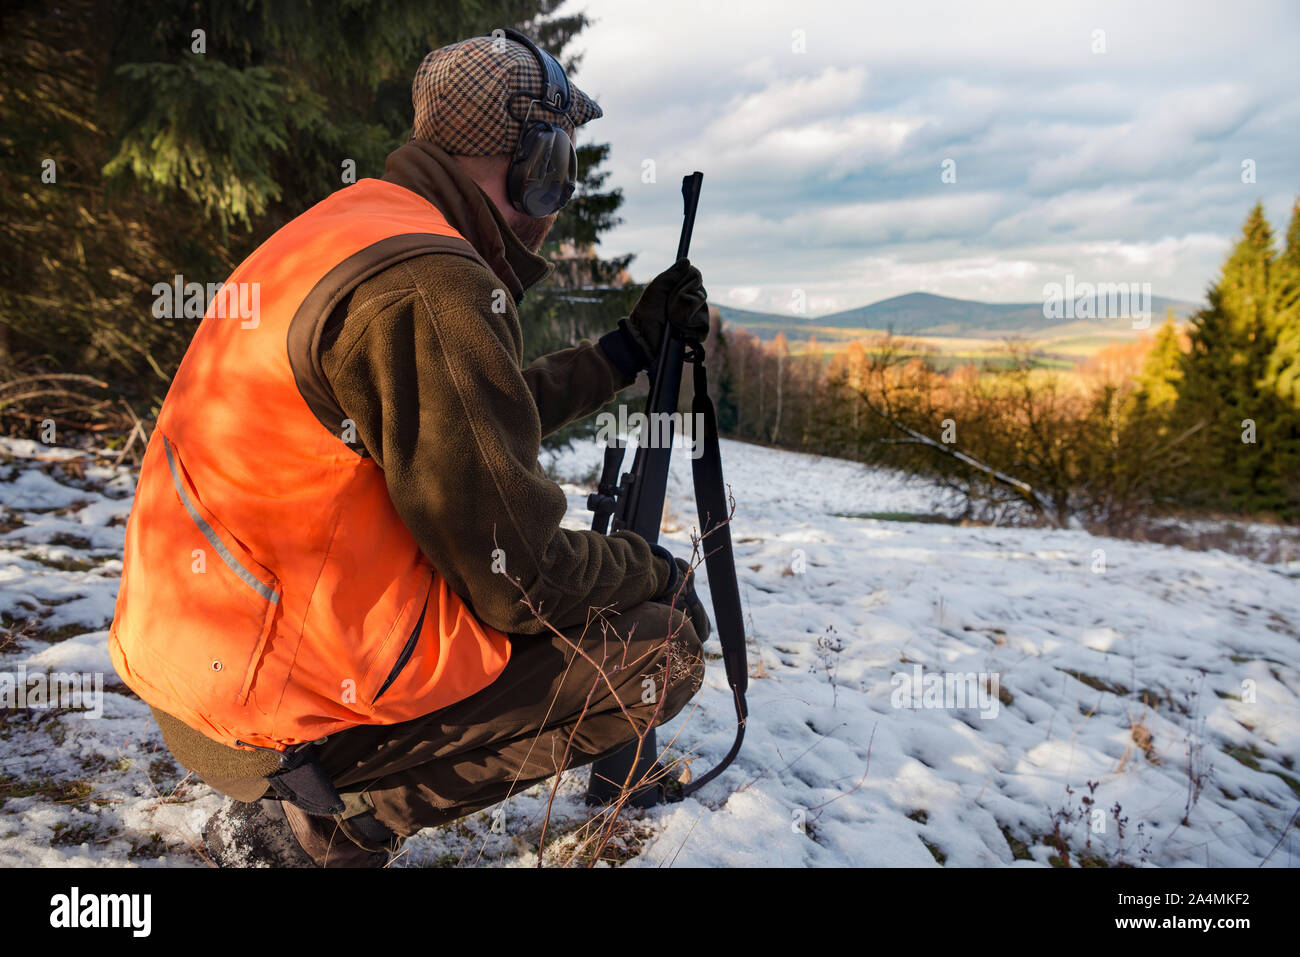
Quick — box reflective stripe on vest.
[162,435,280,605]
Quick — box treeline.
[706,200,1300,527]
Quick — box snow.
[1,434,1297,867]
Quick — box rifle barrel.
[677,172,703,261]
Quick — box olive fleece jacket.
[317,140,671,636]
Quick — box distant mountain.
[714,291,1204,341]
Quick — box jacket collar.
[381,140,553,302]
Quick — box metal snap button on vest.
[211,659,223,671]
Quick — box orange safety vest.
[109,178,512,751]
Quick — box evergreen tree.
[1177,202,1299,515]
[1134,312,1184,410]
[1,0,595,416]
[1265,197,1300,407]
[711,320,740,434]
[102,1,563,231]
[1283,197,1300,273]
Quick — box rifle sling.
[680,340,749,797]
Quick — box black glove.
[647,543,712,642]
[623,258,710,366]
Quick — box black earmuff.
[500,28,577,218]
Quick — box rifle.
[585,172,749,806]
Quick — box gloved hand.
[647,543,712,642]
[623,258,710,364]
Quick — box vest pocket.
[366,568,433,705]
[159,435,282,705]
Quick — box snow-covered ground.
[1,434,1297,867]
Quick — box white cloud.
[726,286,763,306]
[707,66,869,142]
[558,0,1300,309]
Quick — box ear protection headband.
[500,28,577,218]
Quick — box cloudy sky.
[555,0,1300,317]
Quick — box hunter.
[109,29,712,867]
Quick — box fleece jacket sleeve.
[319,252,671,636]
[523,336,638,439]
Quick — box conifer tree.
[2,0,625,418]
[1178,202,1298,514]
[1264,197,1300,407]
[711,321,741,434]
[1282,197,1300,273]
[1134,312,1184,411]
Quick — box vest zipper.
[371,579,432,704]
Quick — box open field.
[765,323,1164,370]
[3,435,1296,867]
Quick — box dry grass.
[1116,709,1159,773]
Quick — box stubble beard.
[509,210,559,254]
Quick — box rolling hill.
[714,291,1203,342]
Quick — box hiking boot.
[282,801,395,867]
[202,798,316,867]
[585,760,685,808]
[202,798,392,868]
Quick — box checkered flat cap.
[411,33,603,155]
